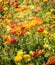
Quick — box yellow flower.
[6,25,11,32]
[26,32,31,35]
[42,30,48,34]
[23,54,30,59]
[53,33,55,39]
[26,9,31,14]
[29,51,33,55]
[21,5,27,11]
[43,44,48,48]
[17,51,23,56]
[29,5,34,9]
[46,12,51,15]
[43,0,48,2]
[4,1,8,4]
[19,14,24,18]
[3,7,8,11]
[42,15,46,19]
[4,41,9,44]
[0,0,2,2]
[14,56,22,62]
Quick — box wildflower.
[46,12,51,15]
[4,41,9,44]
[52,33,55,39]
[43,0,48,2]
[42,30,48,34]
[27,63,32,65]
[3,35,11,41]
[19,32,25,36]
[10,37,17,44]
[9,29,16,34]
[3,7,8,11]
[37,27,44,32]
[32,51,39,58]
[26,32,31,35]
[52,17,55,21]
[17,18,21,22]
[20,25,25,30]
[0,0,2,2]
[34,0,39,4]
[4,1,8,4]
[14,56,22,62]
[43,44,49,48]
[29,51,33,55]
[29,5,34,9]
[5,47,10,51]
[38,50,44,55]
[17,51,23,56]
[46,56,55,65]
[6,25,11,32]
[23,54,30,59]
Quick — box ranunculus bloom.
[38,50,44,55]
[37,27,44,32]
[19,32,25,36]
[20,25,25,30]
[10,37,17,44]
[32,51,39,58]
[46,56,55,65]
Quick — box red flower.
[52,17,55,21]
[37,27,44,32]
[19,32,25,36]
[41,4,44,8]
[20,26,25,30]
[10,37,17,44]
[3,36,8,41]
[9,30,15,34]
[5,47,10,51]
[32,51,39,58]
[14,3,19,8]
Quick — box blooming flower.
[46,56,55,65]
[38,50,44,55]
[46,12,51,15]
[42,30,48,34]
[32,51,39,58]
[27,63,32,65]
[9,37,17,44]
[17,51,23,56]
[3,7,8,11]
[43,0,48,2]
[14,56,22,62]
[37,27,44,32]
[0,0,2,2]
[23,54,30,59]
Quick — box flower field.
[0,0,55,65]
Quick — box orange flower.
[27,63,32,65]
[32,17,43,26]
[37,27,44,32]
[38,50,44,55]
[46,56,55,65]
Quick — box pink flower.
[10,37,17,44]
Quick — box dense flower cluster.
[0,0,55,65]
